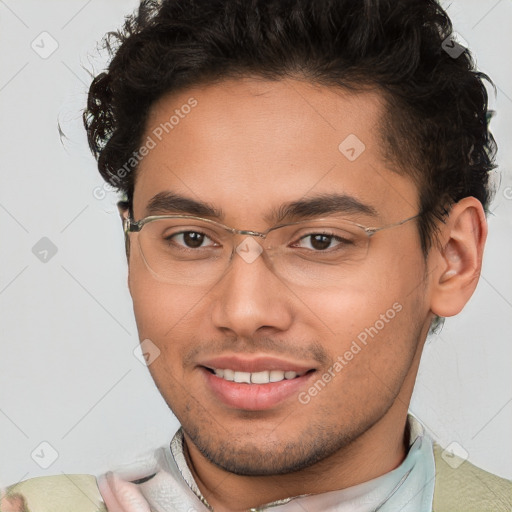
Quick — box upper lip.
[199,355,317,374]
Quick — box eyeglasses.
[123,212,421,286]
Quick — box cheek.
[291,268,412,342]
[296,244,427,381]
[130,280,202,344]
[128,243,205,340]
[128,267,217,402]
[309,291,423,412]
[129,272,201,402]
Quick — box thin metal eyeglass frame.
[123,212,423,240]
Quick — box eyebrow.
[268,193,378,223]
[144,191,378,223]
[145,192,223,218]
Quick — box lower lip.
[201,367,315,411]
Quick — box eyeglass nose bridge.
[231,227,267,239]
[227,228,271,264]
[226,227,283,268]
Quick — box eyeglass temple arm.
[366,212,423,236]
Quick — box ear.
[117,200,131,262]
[429,197,487,318]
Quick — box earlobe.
[429,197,487,318]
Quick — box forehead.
[133,77,419,224]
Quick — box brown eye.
[182,232,206,248]
[166,231,212,249]
[295,233,351,251]
[309,234,334,251]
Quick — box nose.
[210,239,294,339]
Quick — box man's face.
[128,78,433,475]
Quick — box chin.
[184,420,358,476]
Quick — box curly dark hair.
[84,0,496,256]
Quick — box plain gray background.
[1,0,511,486]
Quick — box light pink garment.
[97,472,152,512]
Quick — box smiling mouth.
[202,367,315,384]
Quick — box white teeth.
[234,371,251,383]
[269,370,285,382]
[223,369,235,381]
[211,368,303,384]
[251,371,270,384]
